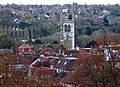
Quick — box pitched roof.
[50,57,77,71]
[31,67,56,78]
[19,44,31,48]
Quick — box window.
[58,60,61,64]
[15,31,17,37]
[64,61,67,65]
[65,25,67,32]
[50,59,53,62]
[19,31,21,37]
[67,25,71,32]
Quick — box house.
[18,43,33,54]
[52,57,78,73]
[30,55,78,73]
[30,67,56,79]
[18,43,35,61]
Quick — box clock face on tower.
[66,32,70,37]
[64,32,72,49]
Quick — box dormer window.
[64,61,67,65]
[50,59,53,62]
[38,59,41,61]
[58,60,61,64]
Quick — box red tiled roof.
[31,67,56,77]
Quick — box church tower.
[60,9,75,50]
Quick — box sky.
[0,0,120,5]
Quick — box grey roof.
[0,49,11,52]
[50,57,77,71]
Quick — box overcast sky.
[0,0,120,5]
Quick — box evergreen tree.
[103,16,109,26]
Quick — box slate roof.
[0,49,12,53]
[30,55,78,72]
[48,57,77,71]
[53,57,77,71]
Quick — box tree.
[95,34,120,87]
[0,9,14,26]
[76,35,93,48]
[86,26,92,36]
[0,33,7,41]
[110,4,120,16]
[51,40,59,44]
[0,38,15,49]
[62,34,120,87]
[0,52,38,87]
[17,22,32,28]
[34,39,42,44]
[21,12,31,21]
[62,48,104,86]
[103,16,109,26]
[0,33,15,49]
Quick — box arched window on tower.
[68,25,71,32]
[19,30,21,38]
[65,25,67,32]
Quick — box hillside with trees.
[0,4,120,47]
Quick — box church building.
[60,9,75,50]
